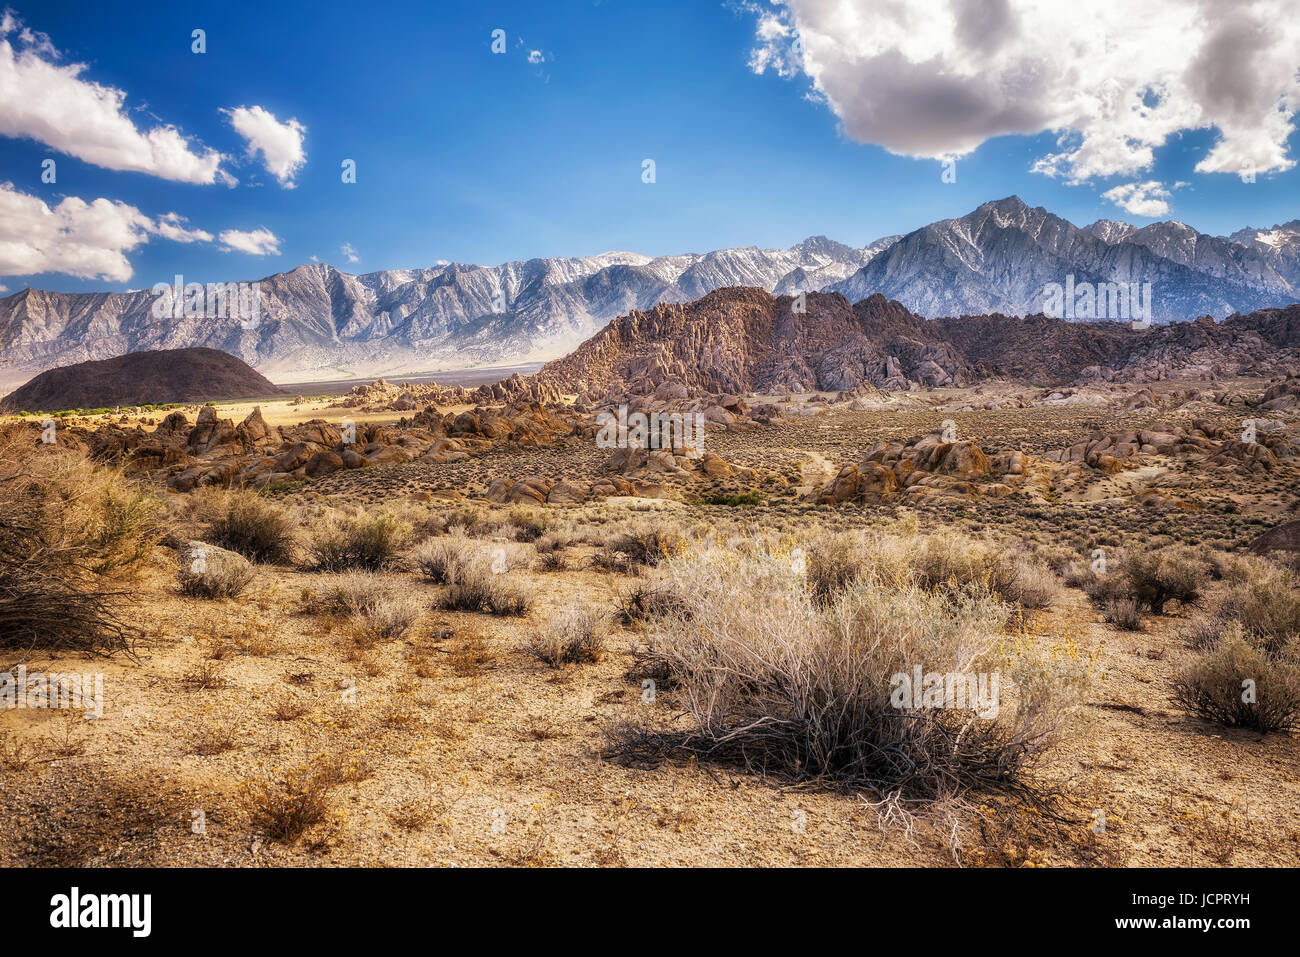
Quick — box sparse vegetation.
[307,511,412,571]
[612,538,1084,805]
[0,431,160,654]
[206,490,297,563]
[525,609,609,666]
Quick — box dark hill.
[0,348,284,412]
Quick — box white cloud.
[527,50,544,64]
[0,12,229,184]
[154,212,213,244]
[1102,181,1173,217]
[340,242,359,263]
[223,105,306,187]
[747,0,1300,183]
[219,227,281,256]
[0,183,214,281]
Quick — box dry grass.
[306,510,411,571]
[317,572,422,641]
[612,537,1084,806]
[525,609,609,666]
[205,490,297,564]
[0,430,160,655]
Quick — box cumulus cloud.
[0,12,230,184]
[154,212,213,244]
[0,183,214,281]
[223,105,307,187]
[219,227,281,256]
[747,0,1300,185]
[1101,181,1173,217]
[340,242,359,264]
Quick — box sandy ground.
[2,377,1298,867]
[3,523,1297,868]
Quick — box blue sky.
[2,0,1298,293]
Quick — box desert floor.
[2,378,1298,867]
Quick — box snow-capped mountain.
[1,196,1297,390]
[0,238,891,389]
[1083,220,1138,244]
[829,197,1296,322]
[1227,220,1300,290]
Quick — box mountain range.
[518,288,1300,400]
[1,196,1298,392]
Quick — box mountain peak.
[1085,219,1138,244]
[982,195,1030,212]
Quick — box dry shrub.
[1103,598,1144,631]
[909,534,1060,610]
[1181,615,1227,651]
[0,432,160,654]
[270,691,314,722]
[318,572,422,641]
[206,490,297,563]
[616,580,678,625]
[614,540,1083,801]
[1119,546,1209,615]
[415,534,532,584]
[1215,564,1300,653]
[525,609,609,666]
[1172,628,1300,733]
[432,505,490,536]
[307,510,411,571]
[177,543,254,599]
[594,519,687,572]
[181,659,228,691]
[507,507,550,542]
[437,563,534,616]
[448,635,496,676]
[537,550,568,572]
[240,757,345,843]
[804,528,1061,610]
[806,532,868,603]
[533,532,571,554]
[387,797,438,831]
[190,718,240,755]
[414,533,476,584]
